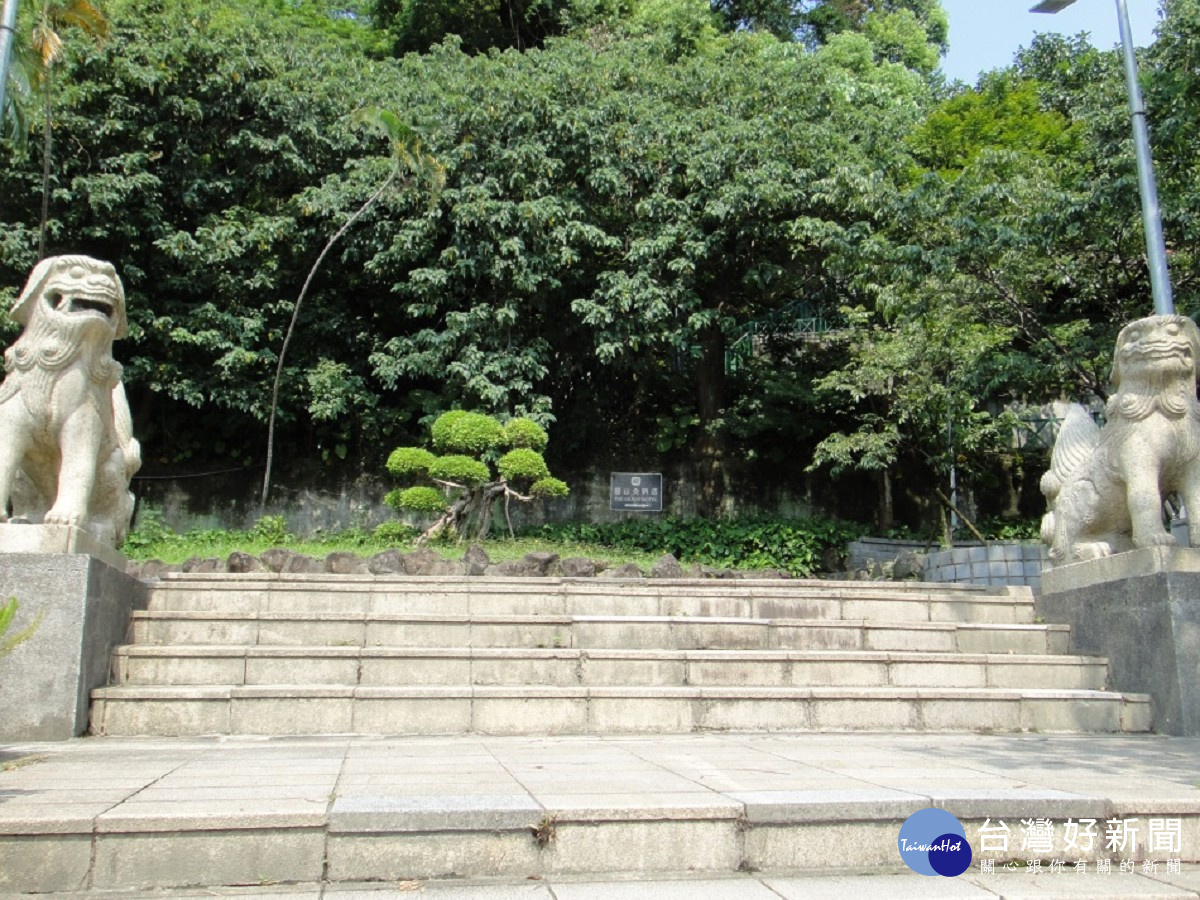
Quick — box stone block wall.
[846,538,930,572]
[923,542,1047,590]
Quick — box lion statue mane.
[1041,313,1200,565]
[0,255,141,548]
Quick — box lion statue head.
[5,256,127,379]
[1106,314,1200,422]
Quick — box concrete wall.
[137,469,818,537]
[1039,548,1200,735]
[0,547,146,740]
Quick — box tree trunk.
[260,172,398,514]
[1000,454,1022,519]
[694,320,728,518]
[416,481,524,545]
[38,64,53,259]
[469,483,506,540]
[877,468,894,533]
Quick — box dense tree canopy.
[0,0,1196,532]
[806,3,1200,531]
[2,0,413,470]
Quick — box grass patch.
[123,511,667,570]
[520,517,864,576]
[0,754,46,773]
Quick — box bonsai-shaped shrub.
[385,411,569,541]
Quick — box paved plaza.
[3,731,1199,896]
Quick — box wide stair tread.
[127,610,1072,655]
[107,644,1111,689]
[142,573,1037,623]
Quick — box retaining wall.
[924,543,1048,591]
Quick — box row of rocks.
[858,551,927,581]
[128,545,795,581]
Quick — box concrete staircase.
[3,574,1181,895]
[89,573,1151,736]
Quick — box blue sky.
[939,0,1163,84]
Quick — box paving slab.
[535,791,742,821]
[1154,872,1200,900]
[11,872,1200,899]
[330,795,543,833]
[763,872,1003,898]
[547,876,784,898]
[731,788,927,822]
[95,797,331,831]
[924,789,1101,820]
[969,872,1199,897]
[327,887,552,900]
[2,732,1200,894]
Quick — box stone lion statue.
[1041,313,1200,565]
[0,255,141,548]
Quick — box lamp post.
[1031,0,1173,315]
[0,0,17,131]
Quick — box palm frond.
[52,0,110,39]
[31,23,63,67]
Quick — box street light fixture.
[1031,0,1173,315]
[1031,0,1080,11]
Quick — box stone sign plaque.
[610,472,663,512]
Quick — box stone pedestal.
[1038,547,1200,736]
[0,527,145,741]
[0,522,127,570]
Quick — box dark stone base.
[1038,547,1200,736]
[0,546,146,741]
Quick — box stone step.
[4,732,1194,894]
[109,645,1110,691]
[143,574,1036,624]
[129,611,1070,654]
[89,684,1152,736]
